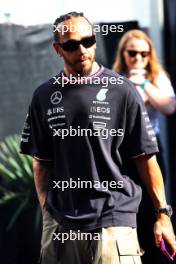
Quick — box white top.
[138,72,175,134]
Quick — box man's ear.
[53,43,62,57]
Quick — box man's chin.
[76,63,93,77]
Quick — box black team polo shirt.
[20,65,158,231]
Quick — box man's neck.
[89,62,100,76]
[64,62,100,78]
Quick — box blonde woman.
[113,29,175,175]
[113,30,175,110]
[113,29,176,264]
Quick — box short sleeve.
[120,88,159,160]
[20,95,53,161]
[156,72,175,97]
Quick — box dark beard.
[64,55,95,77]
[76,66,93,77]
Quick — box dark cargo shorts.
[38,209,143,264]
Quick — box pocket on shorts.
[39,218,60,264]
[116,228,143,264]
[116,237,142,256]
[41,209,59,250]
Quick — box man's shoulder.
[102,67,121,78]
[33,71,62,98]
[102,67,134,88]
[102,67,138,94]
[102,66,145,105]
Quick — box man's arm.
[134,154,176,255]
[33,157,52,209]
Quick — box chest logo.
[50,91,62,105]
[96,89,108,101]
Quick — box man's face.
[53,17,96,77]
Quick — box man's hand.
[33,157,52,210]
[134,155,176,255]
[154,214,176,256]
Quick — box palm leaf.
[0,134,41,231]
[0,163,17,180]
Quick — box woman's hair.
[112,29,162,86]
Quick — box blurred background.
[0,0,175,263]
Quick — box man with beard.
[20,12,176,264]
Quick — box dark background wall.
[0,24,62,140]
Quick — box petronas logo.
[96,89,108,101]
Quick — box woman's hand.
[144,82,176,114]
[129,74,149,103]
[129,73,145,85]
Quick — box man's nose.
[77,44,87,54]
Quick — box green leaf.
[0,193,23,206]
[0,134,38,233]
[0,163,17,179]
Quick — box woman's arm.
[144,72,176,114]
[144,82,176,114]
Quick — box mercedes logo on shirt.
[50,91,62,105]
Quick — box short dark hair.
[53,11,92,42]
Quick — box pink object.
[160,239,174,261]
